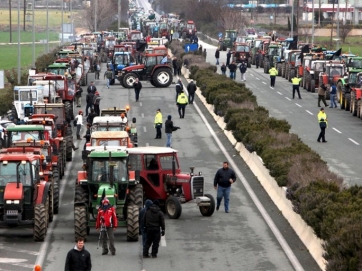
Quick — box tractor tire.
[34,204,47,241]
[128,184,143,209]
[218,42,223,51]
[247,58,251,68]
[64,101,74,121]
[53,170,60,214]
[165,195,182,219]
[126,205,139,242]
[351,92,357,115]
[281,64,285,78]
[289,70,295,83]
[302,73,306,88]
[74,206,88,241]
[152,68,172,88]
[199,193,215,217]
[305,75,311,91]
[263,62,268,74]
[340,93,345,110]
[286,68,290,81]
[60,141,66,170]
[345,93,351,111]
[150,80,156,87]
[66,126,72,137]
[11,105,18,124]
[358,100,361,118]
[47,188,53,223]
[277,64,282,76]
[66,136,73,161]
[123,73,138,88]
[110,78,115,85]
[74,185,88,203]
[310,79,315,93]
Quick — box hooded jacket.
[144,204,165,230]
[95,204,118,229]
[139,199,153,233]
[64,245,92,271]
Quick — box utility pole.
[329,0,335,47]
[312,0,315,45]
[291,0,294,37]
[23,0,26,31]
[318,0,321,26]
[94,0,97,32]
[17,0,21,84]
[118,0,121,30]
[46,0,49,53]
[274,0,276,27]
[32,0,35,67]
[296,0,299,35]
[61,0,63,45]
[9,0,12,43]
[337,0,340,49]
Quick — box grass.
[312,36,362,55]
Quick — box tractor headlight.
[6,200,20,204]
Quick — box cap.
[145,199,153,209]
[79,110,83,114]
[102,198,110,204]
[320,108,324,110]
[153,199,160,206]
[167,115,172,120]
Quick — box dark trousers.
[178,104,186,118]
[85,103,92,116]
[292,85,301,99]
[318,95,328,107]
[94,104,100,116]
[270,76,276,87]
[155,126,162,138]
[173,66,177,76]
[143,227,161,257]
[188,92,195,104]
[134,89,141,101]
[317,127,326,142]
[177,68,181,76]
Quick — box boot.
[77,135,81,140]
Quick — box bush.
[0,85,14,117]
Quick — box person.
[87,81,97,94]
[175,78,183,102]
[329,82,337,108]
[148,159,159,170]
[172,57,177,76]
[268,66,278,87]
[177,90,188,118]
[86,109,97,125]
[215,49,220,65]
[170,29,174,42]
[187,80,197,104]
[202,48,207,58]
[154,108,162,139]
[213,161,236,213]
[83,123,91,150]
[183,58,189,69]
[75,110,83,140]
[139,199,153,248]
[318,83,329,107]
[64,237,92,271]
[317,108,328,143]
[176,57,182,76]
[133,78,142,102]
[220,63,227,75]
[93,91,101,116]
[291,76,302,99]
[226,50,232,66]
[228,61,237,80]
[85,90,94,116]
[95,61,101,80]
[120,113,128,124]
[104,68,113,89]
[161,54,168,64]
[239,62,247,82]
[255,51,260,68]
[165,115,180,147]
[96,198,118,256]
[75,84,83,107]
[199,44,203,52]
[143,200,165,258]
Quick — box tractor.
[74,149,142,241]
[303,60,327,92]
[282,50,300,79]
[233,42,251,67]
[337,68,362,112]
[263,43,281,74]
[319,62,346,99]
[158,21,170,39]
[112,50,136,85]
[118,53,173,88]
[127,146,215,219]
[180,20,197,40]
[0,151,52,241]
[218,30,237,51]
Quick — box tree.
[219,8,247,32]
[82,0,117,32]
[339,24,352,43]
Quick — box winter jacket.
[139,199,153,233]
[93,95,101,105]
[75,87,83,97]
[86,92,94,105]
[172,58,177,68]
[177,93,188,105]
[239,64,247,73]
[221,65,227,72]
[64,246,92,271]
[318,85,327,96]
[96,205,118,229]
[215,50,220,59]
[87,85,97,94]
[213,167,236,188]
[176,59,183,69]
[228,63,237,72]
[144,204,165,230]
[187,82,197,94]
[86,112,97,125]
[165,119,174,133]
[133,81,142,91]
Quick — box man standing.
[75,84,83,107]
[317,108,328,143]
[87,81,97,94]
[86,109,97,125]
[139,199,153,248]
[104,68,113,89]
[214,161,236,213]
[318,83,329,107]
[83,123,91,150]
[176,57,182,76]
[215,48,220,65]
[93,91,101,116]
[143,200,165,259]
[226,50,232,66]
[172,57,177,76]
[329,82,337,108]
[221,63,227,75]
[228,61,237,80]
[85,90,94,116]
[154,109,163,139]
[268,66,278,87]
[175,78,183,102]
[165,115,180,148]
[187,80,196,104]
[239,62,247,82]
[133,78,143,102]
[95,61,101,80]
[96,198,118,256]
[177,90,188,118]
[64,237,92,271]
[74,110,83,140]
[291,76,302,99]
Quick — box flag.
[288,35,298,50]
[299,44,310,63]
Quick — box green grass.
[312,36,362,56]
[0,31,58,43]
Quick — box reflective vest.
[269,68,278,76]
[291,77,302,85]
[317,111,328,125]
[177,93,188,105]
[154,112,162,125]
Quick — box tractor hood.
[4,183,24,200]
[122,64,145,72]
[97,183,117,206]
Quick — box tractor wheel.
[302,73,306,88]
[263,62,268,74]
[247,58,251,68]
[345,93,351,111]
[74,185,88,203]
[305,75,311,91]
[152,68,172,88]
[351,92,357,115]
[123,73,138,88]
[110,78,115,85]
[128,184,143,209]
[34,204,47,241]
[11,105,18,124]
[126,205,139,242]
[281,64,285,78]
[47,188,53,223]
[277,64,282,76]
[74,206,88,241]
[66,136,73,161]
[340,93,345,110]
[64,101,74,121]
[53,170,60,214]
[358,100,361,118]
[199,193,215,217]
[286,68,290,81]
[165,196,182,219]
[66,126,72,137]
[310,79,315,93]
[289,70,295,83]
[60,141,66,169]
[150,80,156,87]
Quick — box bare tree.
[339,24,352,43]
[219,8,247,32]
[82,0,117,32]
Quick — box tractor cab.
[91,116,129,133]
[89,131,132,148]
[4,125,46,148]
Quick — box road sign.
[218,32,223,38]
[184,43,198,53]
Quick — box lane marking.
[141,113,144,118]
[143,127,147,133]
[270,87,274,89]
[348,138,360,145]
[140,102,143,106]
[306,110,313,115]
[0,246,39,256]
[262,81,266,84]
[285,97,291,101]
[256,77,260,80]
[332,128,342,134]
[277,91,283,95]
[160,236,167,247]
[296,103,302,107]
[0,258,27,263]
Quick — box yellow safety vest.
[154,112,162,125]
[317,111,328,126]
[269,68,278,76]
[177,93,188,105]
[292,77,302,85]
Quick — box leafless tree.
[219,8,247,32]
[339,24,352,43]
[82,0,117,32]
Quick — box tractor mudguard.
[338,78,346,86]
[77,171,87,184]
[37,182,51,205]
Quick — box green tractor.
[337,68,362,112]
[263,44,281,74]
[74,149,142,242]
[218,30,237,51]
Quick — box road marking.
[160,236,167,246]
[277,91,283,95]
[0,246,39,255]
[250,73,254,77]
[332,128,342,134]
[7,262,34,268]
[192,94,305,271]
[141,113,144,118]
[306,110,313,115]
[143,127,147,133]
[348,138,360,145]
[262,81,266,84]
[256,77,260,80]
[285,97,291,101]
[296,103,302,107]
[270,87,274,89]
[0,258,27,263]
[140,102,143,106]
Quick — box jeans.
[241,73,246,81]
[166,133,172,147]
[75,96,81,106]
[221,71,226,75]
[216,186,231,212]
[106,78,111,88]
[229,71,236,80]
[188,92,195,104]
[216,58,219,65]
[85,103,92,116]
[76,124,81,137]
[330,94,337,107]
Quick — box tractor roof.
[91,131,129,139]
[127,146,177,155]
[0,153,40,161]
[93,116,127,125]
[14,86,42,91]
[48,63,68,68]
[7,125,45,132]
[349,68,362,73]
[34,103,65,108]
[27,118,54,125]
[89,150,128,158]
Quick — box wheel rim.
[167,200,176,216]
[125,75,136,86]
[156,71,170,84]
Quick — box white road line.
[146,143,149,146]
[270,87,274,89]
[140,102,143,106]
[277,91,283,95]
[0,246,39,255]
[256,77,260,80]
[250,73,254,77]
[262,81,266,84]
[306,110,313,115]
[285,97,291,101]
[160,236,167,246]
[332,128,342,134]
[141,113,144,118]
[192,96,304,271]
[143,127,147,133]
[348,138,360,145]
[296,103,302,107]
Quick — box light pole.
[311,0,314,45]
[61,0,64,45]
[291,0,294,37]
[94,0,97,32]
[32,0,35,67]
[46,0,49,52]
[17,0,21,84]
[118,0,121,30]
[336,0,340,49]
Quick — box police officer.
[268,66,278,87]
[176,90,188,118]
[291,76,302,99]
[317,108,328,143]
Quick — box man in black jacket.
[228,61,237,80]
[133,78,142,102]
[143,200,165,258]
[86,109,97,125]
[214,161,236,213]
[175,78,183,102]
[65,237,92,271]
[85,90,94,116]
[187,80,197,104]
[165,115,180,147]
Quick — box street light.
[94,0,97,32]
[61,0,64,45]
[17,0,21,84]
[46,0,49,53]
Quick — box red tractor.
[181,20,197,40]
[233,42,252,67]
[127,147,215,219]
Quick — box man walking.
[143,200,165,259]
[175,78,183,102]
[85,90,94,116]
[228,61,237,80]
[187,80,196,104]
[226,50,232,66]
[215,48,220,65]
[96,198,118,256]
[139,199,153,248]
[133,78,142,102]
[329,82,337,108]
[165,115,180,147]
[239,62,247,82]
[172,57,177,76]
[86,109,97,125]
[291,76,302,99]
[75,84,83,107]
[74,110,83,140]
[95,61,100,80]
[104,68,113,89]
[87,81,97,94]
[177,90,188,118]
[65,237,92,271]
[317,108,328,143]
[318,83,329,107]
[154,109,163,139]
[93,91,101,116]
[268,66,278,87]
[214,161,236,213]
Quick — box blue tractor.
[112,51,136,85]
